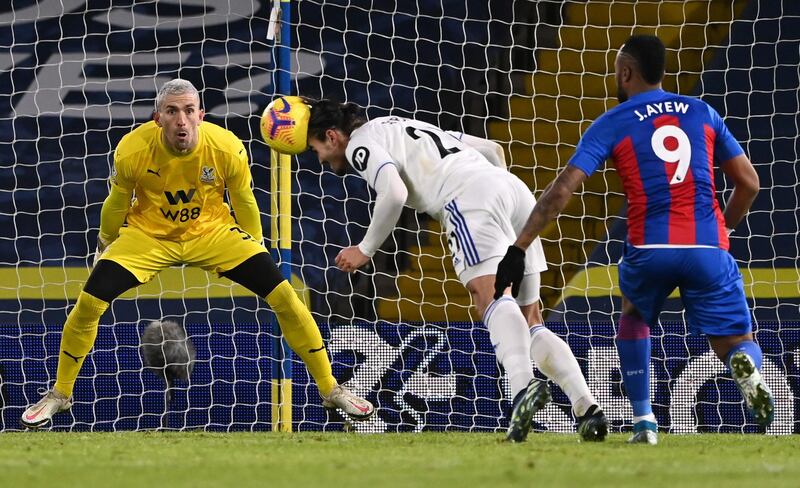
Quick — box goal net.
[1,0,797,433]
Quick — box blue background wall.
[1,1,798,432]
[2,321,797,433]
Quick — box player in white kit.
[288,98,607,442]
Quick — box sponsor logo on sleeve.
[352,146,370,172]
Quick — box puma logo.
[308,345,326,353]
[147,168,161,177]
[62,350,85,363]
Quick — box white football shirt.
[345,116,504,219]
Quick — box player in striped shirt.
[495,35,774,444]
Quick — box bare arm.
[719,153,759,231]
[514,165,588,250]
[494,164,588,298]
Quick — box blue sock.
[616,315,652,418]
[617,338,652,416]
[725,340,763,370]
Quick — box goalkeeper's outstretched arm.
[98,185,132,245]
[228,188,264,242]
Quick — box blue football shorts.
[618,244,752,336]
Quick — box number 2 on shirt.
[405,127,461,159]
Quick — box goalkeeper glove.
[494,245,526,300]
[93,235,112,268]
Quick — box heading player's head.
[154,79,205,153]
[305,99,366,176]
[615,35,665,103]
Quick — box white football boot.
[322,385,375,421]
[21,389,72,429]
[628,420,658,445]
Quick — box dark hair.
[621,35,665,85]
[304,98,366,141]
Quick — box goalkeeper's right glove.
[494,245,526,300]
[93,235,112,268]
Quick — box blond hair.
[155,79,200,111]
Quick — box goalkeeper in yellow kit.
[21,79,374,428]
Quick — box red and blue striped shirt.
[569,89,744,250]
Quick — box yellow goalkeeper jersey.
[110,120,253,241]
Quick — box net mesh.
[1,0,797,433]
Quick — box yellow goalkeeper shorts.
[99,224,267,283]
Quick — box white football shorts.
[440,170,547,306]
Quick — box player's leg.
[617,246,674,445]
[616,297,658,444]
[682,248,773,428]
[709,333,773,428]
[201,224,374,420]
[21,260,142,428]
[220,252,373,420]
[57,261,141,395]
[466,274,550,442]
[446,175,551,441]
[469,276,535,402]
[517,277,607,441]
[23,227,172,428]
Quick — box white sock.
[633,414,657,425]
[529,325,596,417]
[484,297,534,398]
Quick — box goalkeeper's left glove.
[494,245,526,300]
[93,235,112,268]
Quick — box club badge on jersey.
[200,166,216,184]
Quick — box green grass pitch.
[0,432,797,487]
